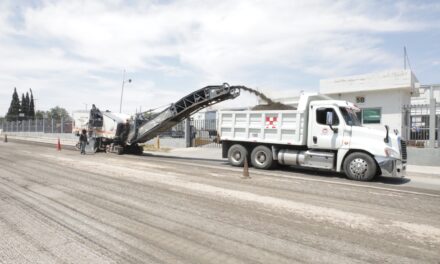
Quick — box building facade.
[271,69,438,146]
[319,70,419,133]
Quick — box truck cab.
[307,100,406,180]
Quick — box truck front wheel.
[251,145,274,170]
[343,152,377,181]
[228,144,248,167]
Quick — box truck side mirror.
[384,125,389,143]
[326,111,334,125]
[326,111,338,133]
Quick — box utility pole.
[403,46,412,70]
[119,69,132,113]
[404,46,407,70]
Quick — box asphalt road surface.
[1,141,439,263]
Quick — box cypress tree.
[29,89,35,119]
[20,93,26,120]
[6,88,20,121]
[25,92,30,119]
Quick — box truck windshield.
[339,107,361,126]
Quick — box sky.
[0,0,439,116]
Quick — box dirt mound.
[238,86,296,110]
[251,103,296,110]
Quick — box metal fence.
[158,119,220,148]
[0,118,220,148]
[191,119,220,148]
[1,119,73,134]
[402,103,440,148]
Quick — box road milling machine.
[73,83,240,154]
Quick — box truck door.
[309,106,344,149]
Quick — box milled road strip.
[38,150,440,198]
[2,142,440,262]
[0,155,365,263]
[38,152,440,245]
[15,141,440,197]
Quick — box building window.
[356,108,381,124]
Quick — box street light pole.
[119,69,132,113]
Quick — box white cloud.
[0,0,437,115]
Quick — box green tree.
[29,89,35,119]
[35,110,45,119]
[47,106,71,120]
[6,88,20,121]
[20,93,27,120]
[25,92,30,118]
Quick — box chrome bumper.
[375,157,406,178]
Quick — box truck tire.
[343,152,377,181]
[134,144,144,155]
[92,140,99,153]
[116,147,124,155]
[228,144,248,167]
[251,145,273,170]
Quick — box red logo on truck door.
[265,117,278,128]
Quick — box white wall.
[326,89,411,132]
[320,69,418,94]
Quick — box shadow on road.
[273,166,411,185]
[141,152,225,164]
[373,176,411,185]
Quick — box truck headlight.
[384,148,400,158]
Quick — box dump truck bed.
[219,110,307,145]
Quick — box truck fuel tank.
[278,149,334,170]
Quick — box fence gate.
[191,119,220,148]
[403,103,439,148]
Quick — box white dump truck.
[219,94,407,181]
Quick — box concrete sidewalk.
[145,147,223,161]
[1,132,78,146]
[406,165,440,176]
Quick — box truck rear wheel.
[92,139,99,153]
[116,146,124,155]
[228,144,248,167]
[343,152,377,181]
[251,145,273,170]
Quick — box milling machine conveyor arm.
[127,83,240,144]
